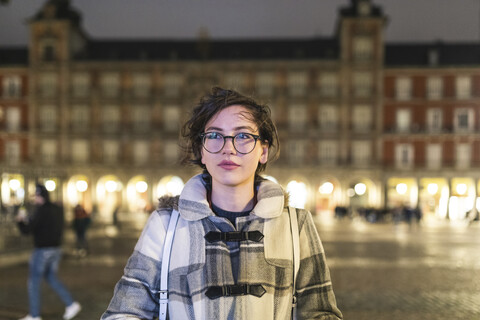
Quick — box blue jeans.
[28,247,74,317]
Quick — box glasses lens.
[234,133,256,154]
[203,132,224,153]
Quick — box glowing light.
[354,183,366,196]
[427,183,438,195]
[136,181,148,193]
[319,182,334,195]
[286,180,307,209]
[76,180,88,192]
[9,179,20,191]
[456,183,467,196]
[105,180,118,193]
[166,176,183,196]
[45,180,56,192]
[396,183,408,195]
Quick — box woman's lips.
[218,160,240,170]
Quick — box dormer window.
[43,44,55,61]
[358,1,371,16]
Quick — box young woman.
[102,87,343,320]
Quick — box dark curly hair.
[181,87,279,177]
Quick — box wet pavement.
[1,218,479,320]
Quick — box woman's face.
[201,105,268,190]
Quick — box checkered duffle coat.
[102,174,343,320]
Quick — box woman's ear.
[259,144,269,164]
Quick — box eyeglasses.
[200,132,261,154]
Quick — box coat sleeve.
[295,209,343,320]
[101,209,170,320]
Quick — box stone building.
[1,0,479,224]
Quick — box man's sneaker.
[18,315,42,320]
[63,302,81,320]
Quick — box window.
[454,108,474,132]
[2,75,21,98]
[164,140,179,163]
[287,140,306,165]
[288,104,307,131]
[102,105,120,133]
[396,109,411,132]
[133,141,149,165]
[6,107,21,131]
[353,72,372,97]
[427,77,442,100]
[133,105,151,132]
[72,140,89,164]
[427,108,443,132]
[39,105,57,132]
[318,141,338,165]
[395,77,412,100]
[71,73,90,98]
[101,73,120,98]
[456,144,471,168]
[41,140,57,164]
[6,141,20,164]
[255,72,275,96]
[39,73,57,98]
[318,105,338,132]
[456,76,471,100]
[132,73,151,98]
[352,105,372,132]
[351,141,371,166]
[319,73,338,97]
[71,105,89,132]
[426,144,441,169]
[395,144,414,169]
[163,106,180,132]
[358,0,371,15]
[225,72,245,91]
[287,72,307,97]
[163,73,183,96]
[103,140,119,164]
[353,36,373,62]
[42,43,56,61]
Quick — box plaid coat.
[102,174,342,320]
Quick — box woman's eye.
[237,133,252,140]
[206,132,222,139]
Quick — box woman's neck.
[210,181,255,212]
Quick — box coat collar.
[177,174,285,221]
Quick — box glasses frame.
[200,132,262,154]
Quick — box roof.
[75,37,339,61]
[0,47,28,66]
[385,42,480,67]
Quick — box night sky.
[0,0,479,46]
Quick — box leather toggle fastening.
[205,284,266,299]
[204,231,264,243]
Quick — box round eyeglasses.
[200,132,261,154]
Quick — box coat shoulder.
[157,195,179,211]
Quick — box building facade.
[0,0,479,224]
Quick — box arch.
[1,173,25,207]
[66,174,91,210]
[315,176,342,217]
[96,175,123,223]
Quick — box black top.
[18,202,64,248]
[211,203,250,226]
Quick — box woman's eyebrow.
[205,126,256,132]
[205,126,224,132]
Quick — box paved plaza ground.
[1,218,479,320]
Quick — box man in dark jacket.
[17,184,81,320]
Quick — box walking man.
[17,184,81,320]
